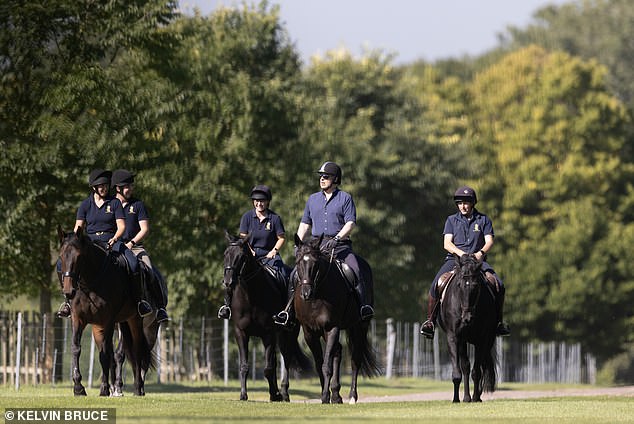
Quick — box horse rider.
[112,169,169,323]
[274,161,374,327]
[56,169,152,319]
[420,185,510,339]
[218,185,291,320]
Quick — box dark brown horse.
[57,226,156,396]
[293,235,380,404]
[438,253,498,402]
[223,231,311,401]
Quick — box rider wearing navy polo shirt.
[112,169,168,323]
[274,161,374,326]
[218,185,290,320]
[420,186,510,339]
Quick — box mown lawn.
[1,378,632,423]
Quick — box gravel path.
[358,386,634,403]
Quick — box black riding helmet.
[250,185,272,201]
[317,161,342,184]
[88,169,112,187]
[454,186,477,204]
[111,169,135,188]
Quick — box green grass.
[1,379,632,423]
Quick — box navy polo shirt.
[120,198,149,244]
[301,189,356,237]
[239,209,285,251]
[443,209,493,260]
[76,195,124,234]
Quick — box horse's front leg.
[329,339,343,404]
[446,333,461,403]
[94,325,115,396]
[303,329,325,402]
[459,341,472,403]
[322,327,341,404]
[262,334,282,402]
[235,327,250,401]
[70,317,87,396]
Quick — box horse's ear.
[318,234,324,245]
[76,226,84,237]
[224,229,232,243]
[57,225,65,244]
[294,233,302,247]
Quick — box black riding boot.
[274,280,296,327]
[134,272,152,317]
[355,280,374,321]
[495,285,510,336]
[420,294,439,339]
[217,285,232,320]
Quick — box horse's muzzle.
[63,287,76,300]
[300,281,312,301]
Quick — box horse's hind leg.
[262,335,283,402]
[112,325,125,397]
[94,325,115,396]
[70,319,87,396]
[471,346,485,402]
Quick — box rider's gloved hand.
[322,237,339,252]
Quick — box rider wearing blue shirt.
[218,185,289,320]
[274,161,374,326]
[420,186,510,339]
[112,169,168,323]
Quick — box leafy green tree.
[502,0,634,109]
[469,45,634,360]
[0,0,178,312]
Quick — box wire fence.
[0,311,596,389]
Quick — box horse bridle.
[296,247,330,296]
[61,238,112,293]
[458,263,482,318]
[224,241,263,288]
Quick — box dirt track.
[359,386,634,403]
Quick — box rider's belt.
[91,231,113,236]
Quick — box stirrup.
[360,305,374,321]
[56,302,71,318]
[156,308,170,323]
[420,320,435,339]
[274,311,289,326]
[496,322,510,337]
[218,305,231,320]
[138,300,152,317]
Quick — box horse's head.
[294,234,325,301]
[223,230,251,289]
[455,253,483,324]
[57,225,90,300]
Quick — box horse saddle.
[334,260,358,290]
[261,263,288,293]
[437,269,497,303]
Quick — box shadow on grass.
[143,382,317,399]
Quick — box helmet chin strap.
[92,186,107,200]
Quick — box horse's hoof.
[348,398,357,405]
[74,388,87,396]
[332,397,343,404]
[270,393,283,402]
[240,394,248,401]
[111,390,124,397]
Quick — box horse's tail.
[278,328,312,373]
[120,321,157,372]
[347,323,381,378]
[480,341,498,393]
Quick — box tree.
[469,45,634,360]
[0,0,178,312]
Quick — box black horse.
[438,253,498,403]
[222,231,311,401]
[57,227,156,396]
[293,235,380,404]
